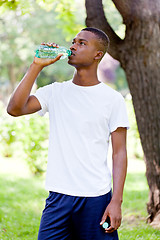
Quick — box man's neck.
[72,68,101,87]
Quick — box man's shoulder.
[101,82,122,99]
[41,80,70,91]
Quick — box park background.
[0,0,160,239]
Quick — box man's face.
[68,31,99,68]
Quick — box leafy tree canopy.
[0,0,126,91]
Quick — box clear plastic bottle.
[35,45,71,59]
[102,216,110,229]
[102,222,109,229]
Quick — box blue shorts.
[37,191,119,240]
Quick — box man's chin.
[68,59,76,67]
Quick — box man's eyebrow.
[72,38,88,42]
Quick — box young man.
[7,27,129,240]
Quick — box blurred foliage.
[0,116,16,157]
[0,0,125,39]
[0,93,143,175]
[0,2,77,89]
[0,0,33,13]
[0,1,137,174]
[19,115,49,175]
[115,67,128,92]
[0,102,49,174]
[0,0,128,94]
[125,95,144,160]
[103,0,125,39]
[0,0,84,40]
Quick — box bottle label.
[35,45,71,59]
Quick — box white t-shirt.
[33,80,129,197]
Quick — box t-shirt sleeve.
[32,84,52,116]
[109,93,130,133]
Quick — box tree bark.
[121,17,160,225]
[85,0,160,225]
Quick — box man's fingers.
[105,226,115,233]
[104,218,121,233]
[44,53,63,64]
[100,212,108,225]
[41,42,59,48]
[100,219,105,225]
[33,53,63,67]
[53,53,63,61]
[101,200,122,233]
[114,217,121,229]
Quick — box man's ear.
[94,51,104,60]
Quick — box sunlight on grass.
[0,172,48,239]
[128,158,146,173]
[0,155,31,178]
[0,155,47,239]
[0,155,160,239]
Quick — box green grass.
[0,173,48,240]
[119,172,160,239]
[0,157,160,239]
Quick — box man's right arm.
[7,51,63,117]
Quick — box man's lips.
[71,51,75,56]
[68,52,75,59]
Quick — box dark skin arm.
[100,127,127,233]
[7,43,63,117]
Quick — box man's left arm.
[100,127,127,233]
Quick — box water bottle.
[35,45,72,59]
[102,222,109,229]
[102,216,110,229]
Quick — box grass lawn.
[0,156,160,240]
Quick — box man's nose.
[70,43,76,51]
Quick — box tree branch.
[112,0,131,23]
[85,0,123,60]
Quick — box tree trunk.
[85,0,160,225]
[120,19,160,226]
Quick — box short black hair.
[81,27,110,54]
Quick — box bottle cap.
[102,222,109,229]
[67,49,72,56]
